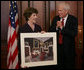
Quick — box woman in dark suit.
[18,7,44,68]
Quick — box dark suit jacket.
[19,23,42,33]
[48,14,78,62]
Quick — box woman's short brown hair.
[23,7,38,21]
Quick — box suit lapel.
[64,15,70,28]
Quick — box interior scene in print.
[24,37,53,62]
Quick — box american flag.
[7,1,19,69]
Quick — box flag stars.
[14,6,16,8]
[14,1,16,3]
[11,17,13,19]
[12,1,14,4]
[12,22,14,24]
[11,12,12,14]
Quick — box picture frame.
[20,32,57,68]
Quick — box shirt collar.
[60,14,68,20]
[60,14,68,26]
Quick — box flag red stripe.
[15,62,19,69]
[9,18,11,25]
[7,53,12,68]
[12,46,18,62]
[16,19,18,27]
[11,31,16,46]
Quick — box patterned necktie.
[58,18,64,45]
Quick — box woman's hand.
[41,31,46,34]
[20,65,29,69]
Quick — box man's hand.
[56,21,63,29]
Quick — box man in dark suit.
[48,2,78,69]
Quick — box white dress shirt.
[60,14,68,27]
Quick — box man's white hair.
[57,2,70,11]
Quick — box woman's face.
[28,13,38,23]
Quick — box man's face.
[57,6,68,18]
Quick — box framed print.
[20,32,57,68]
